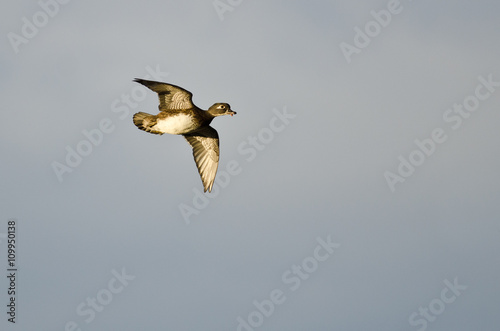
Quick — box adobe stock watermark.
[51,65,169,182]
[384,73,500,192]
[213,0,245,21]
[339,0,405,64]
[408,277,466,331]
[5,218,18,324]
[178,106,296,224]
[7,0,73,54]
[235,235,340,331]
[64,268,135,331]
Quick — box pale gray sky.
[1,1,500,330]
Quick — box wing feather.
[134,78,195,111]
[183,126,220,192]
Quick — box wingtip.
[203,183,213,193]
[133,78,152,88]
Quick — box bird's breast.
[155,114,199,135]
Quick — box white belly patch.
[155,114,196,135]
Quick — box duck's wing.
[183,126,219,193]
[134,78,195,111]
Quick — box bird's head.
[208,103,237,117]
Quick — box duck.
[132,79,236,193]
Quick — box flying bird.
[132,79,236,192]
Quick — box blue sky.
[1,1,500,330]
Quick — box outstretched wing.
[134,78,195,111]
[183,126,220,193]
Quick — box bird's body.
[134,109,207,135]
[155,112,200,135]
[132,79,236,192]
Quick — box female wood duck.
[132,79,236,192]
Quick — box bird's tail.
[133,112,163,135]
